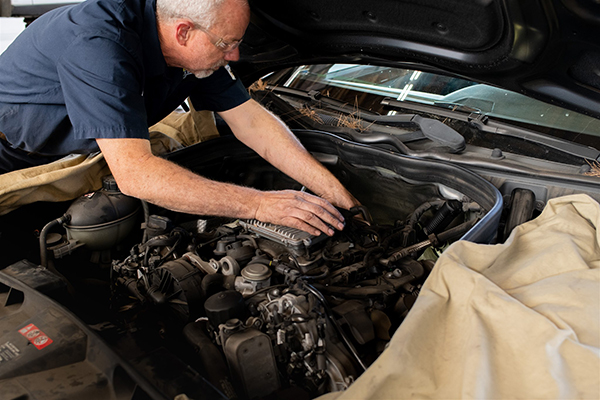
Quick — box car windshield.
[264,64,600,150]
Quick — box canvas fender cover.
[316,193,600,400]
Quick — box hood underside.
[237,0,600,120]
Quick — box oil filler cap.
[204,290,246,327]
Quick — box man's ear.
[175,20,195,46]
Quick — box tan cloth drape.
[0,105,218,215]
[148,103,220,147]
[317,193,600,400]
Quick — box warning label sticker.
[0,342,20,364]
[18,323,53,350]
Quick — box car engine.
[77,189,474,399]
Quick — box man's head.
[156,0,250,78]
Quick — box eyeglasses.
[196,25,243,53]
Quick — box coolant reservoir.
[64,176,141,250]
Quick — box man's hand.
[254,190,345,236]
[320,188,361,213]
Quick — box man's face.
[184,0,250,78]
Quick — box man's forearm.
[220,100,359,209]
[269,142,356,209]
[98,138,261,217]
[96,137,346,236]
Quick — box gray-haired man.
[0,0,358,235]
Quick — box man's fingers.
[287,208,335,236]
[294,194,345,231]
[255,190,347,236]
[281,217,326,237]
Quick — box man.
[0,0,358,236]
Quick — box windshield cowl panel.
[262,64,600,157]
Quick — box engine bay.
[37,173,483,399]
[1,133,505,399]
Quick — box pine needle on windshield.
[298,105,324,124]
[335,97,374,132]
[585,160,600,177]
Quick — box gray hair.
[156,0,246,28]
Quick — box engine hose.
[39,213,71,268]
[407,200,445,228]
[143,233,180,248]
[141,200,150,243]
[349,205,374,225]
[423,200,463,235]
[141,229,185,267]
[235,234,258,249]
[380,231,403,251]
[382,219,477,265]
[116,277,146,303]
[158,232,184,262]
[363,246,385,267]
[322,248,344,263]
[300,280,368,372]
[300,266,330,281]
[437,218,477,243]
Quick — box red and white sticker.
[18,324,53,350]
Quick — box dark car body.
[1,0,599,399]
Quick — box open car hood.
[237,0,600,120]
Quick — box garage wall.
[0,17,25,54]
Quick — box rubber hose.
[39,214,71,268]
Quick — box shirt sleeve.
[56,34,150,140]
[189,66,251,112]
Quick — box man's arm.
[96,138,345,236]
[218,99,359,210]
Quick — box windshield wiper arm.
[432,101,483,114]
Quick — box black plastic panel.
[0,261,169,400]
[250,0,505,51]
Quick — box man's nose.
[223,47,240,62]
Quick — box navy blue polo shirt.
[0,0,250,163]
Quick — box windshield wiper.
[266,86,466,153]
[381,97,600,161]
[432,101,483,114]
